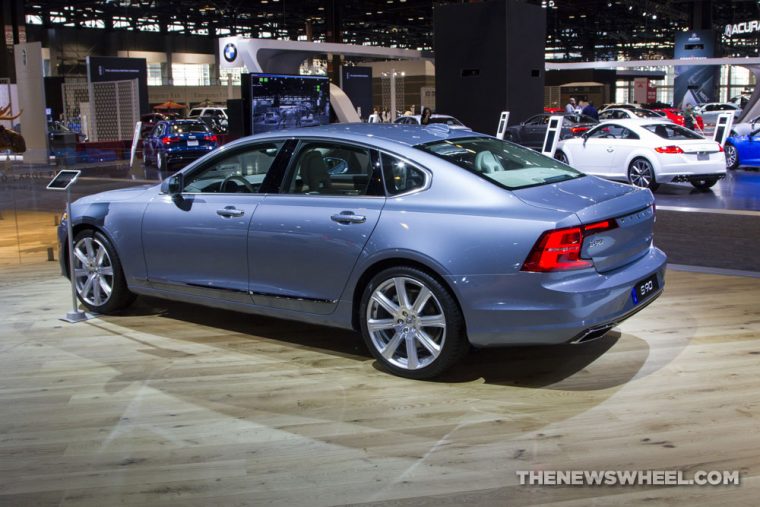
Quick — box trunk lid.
[514,176,656,273]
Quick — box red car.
[653,108,705,132]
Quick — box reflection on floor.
[0,262,758,505]
[656,168,760,211]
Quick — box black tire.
[628,157,660,191]
[724,142,739,170]
[555,150,569,165]
[359,266,468,379]
[71,230,135,314]
[691,176,718,190]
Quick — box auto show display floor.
[0,262,759,506]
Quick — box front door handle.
[606,147,614,152]
[331,211,366,224]
[217,206,245,218]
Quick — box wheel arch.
[349,256,465,334]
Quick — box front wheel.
[691,176,718,190]
[628,158,660,191]
[71,230,135,313]
[724,143,739,170]
[359,267,468,379]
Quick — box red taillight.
[570,126,588,135]
[654,145,684,154]
[204,134,218,143]
[162,136,181,145]
[718,144,724,152]
[522,219,617,272]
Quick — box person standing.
[582,100,599,120]
[368,108,381,123]
[683,103,695,130]
[565,98,577,114]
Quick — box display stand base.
[62,311,91,323]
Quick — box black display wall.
[434,0,545,135]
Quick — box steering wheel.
[221,174,255,193]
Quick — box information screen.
[249,73,330,134]
[46,170,81,191]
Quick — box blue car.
[725,122,760,169]
[143,119,218,171]
[59,123,666,379]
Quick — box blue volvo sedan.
[59,123,666,379]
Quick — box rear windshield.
[416,137,584,190]
[643,124,703,140]
[188,109,203,117]
[170,122,209,133]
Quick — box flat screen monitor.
[249,73,330,134]
[46,170,81,191]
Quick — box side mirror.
[161,172,184,196]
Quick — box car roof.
[231,123,481,148]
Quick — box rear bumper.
[446,247,667,347]
[655,157,726,182]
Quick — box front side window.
[633,109,659,118]
[416,137,583,190]
[643,124,703,140]
[183,141,284,193]
[284,142,380,196]
[587,124,639,140]
[429,116,464,126]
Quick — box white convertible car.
[555,119,726,191]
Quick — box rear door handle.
[331,211,366,224]
[606,147,614,152]
[217,206,245,218]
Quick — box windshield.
[429,116,464,126]
[188,109,203,117]
[416,137,584,190]
[643,124,703,140]
[633,109,660,118]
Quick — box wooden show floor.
[1,263,759,506]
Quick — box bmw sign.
[223,43,238,63]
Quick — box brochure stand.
[47,170,89,323]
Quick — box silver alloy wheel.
[629,159,655,188]
[725,144,738,168]
[72,236,114,307]
[366,276,446,370]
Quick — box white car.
[694,102,742,124]
[394,114,471,130]
[555,119,726,191]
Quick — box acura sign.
[725,21,760,37]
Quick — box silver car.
[59,123,666,379]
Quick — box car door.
[523,115,548,148]
[141,140,288,302]
[569,123,620,174]
[144,123,163,164]
[247,140,386,314]
[736,129,760,166]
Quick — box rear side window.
[284,142,381,196]
[643,124,703,140]
[416,137,583,190]
[381,153,427,195]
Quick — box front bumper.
[446,247,667,347]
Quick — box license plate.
[187,139,198,146]
[632,274,659,305]
[697,152,708,161]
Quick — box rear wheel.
[691,176,718,190]
[71,230,135,314]
[555,150,569,165]
[359,266,468,379]
[724,143,739,169]
[157,151,167,171]
[628,158,659,191]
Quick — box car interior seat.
[474,151,503,174]
[300,151,331,193]
[654,125,669,138]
